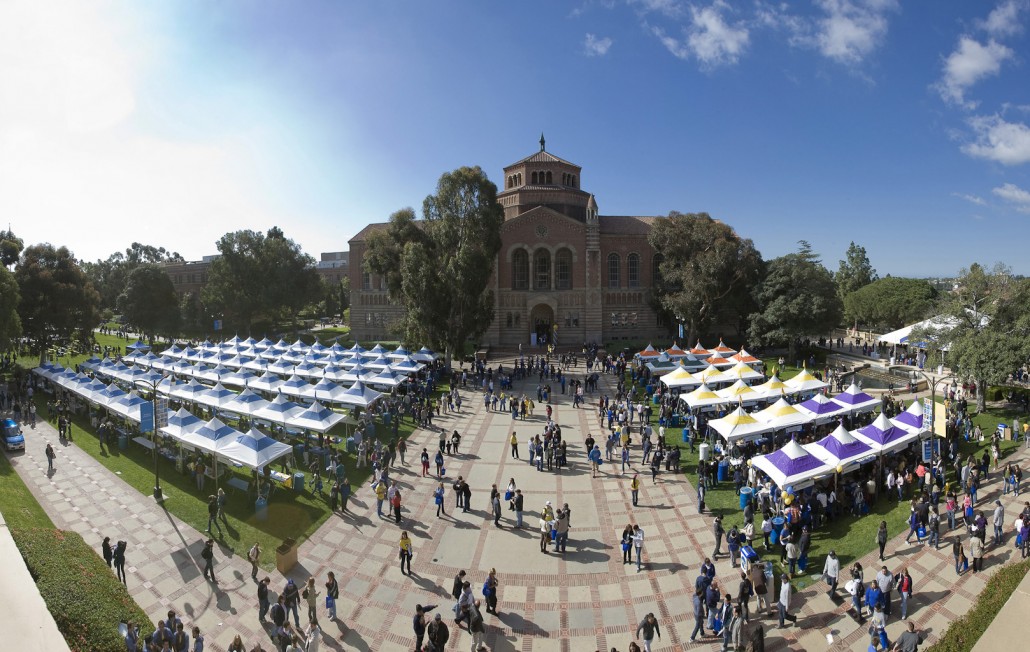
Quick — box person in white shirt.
[633,525,645,571]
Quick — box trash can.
[770,516,785,545]
[741,545,759,571]
[275,538,298,574]
[739,487,753,509]
[346,436,356,453]
[255,497,268,521]
[292,472,305,493]
[699,443,710,462]
[118,433,128,450]
[717,460,729,482]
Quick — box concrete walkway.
[9,359,1030,651]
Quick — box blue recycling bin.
[255,497,268,521]
[770,516,785,545]
[739,487,753,509]
[118,433,128,450]
[292,472,305,493]
[717,460,729,482]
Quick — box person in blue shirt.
[588,445,602,478]
[865,579,883,615]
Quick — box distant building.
[348,137,671,347]
[315,251,349,284]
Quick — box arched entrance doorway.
[530,303,554,346]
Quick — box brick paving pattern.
[8,358,1029,651]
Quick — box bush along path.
[6,415,267,649]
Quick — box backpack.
[201,546,212,561]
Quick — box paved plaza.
[8,357,1030,651]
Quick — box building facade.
[349,139,671,348]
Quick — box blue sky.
[2,0,1030,276]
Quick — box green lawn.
[0,448,55,529]
[32,390,431,570]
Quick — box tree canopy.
[648,212,762,345]
[748,241,842,361]
[0,228,24,268]
[116,264,181,338]
[843,276,937,330]
[0,265,22,350]
[16,244,101,358]
[83,243,183,310]
[834,241,877,302]
[911,263,1030,412]
[202,227,321,333]
[364,166,503,361]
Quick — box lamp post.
[137,376,169,501]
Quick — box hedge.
[12,527,152,652]
[925,556,1030,652]
[986,386,1029,402]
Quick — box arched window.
[571,175,576,187]
[627,253,640,288]
[607,253,620,288]
[652,253,664,286]
[531,171,538,185]
[512,250,529,290]
[362,271,371,290]
[517,173,522,185]
[546,171,552,184]
[556,248,572,290]
[534,250,551,290]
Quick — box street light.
[136,376,169,501]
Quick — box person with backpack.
[270,594,287,631]
[896,568,915,620]
[302,577,320,626]
[425,613,450,652]
[200,539,216,583]
[283,578,302,627]
[482,568,499,615]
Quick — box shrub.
[12,528,152,652]
[986,386,1029,402]
[926,557,1030,652]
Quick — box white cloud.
[630,0,684,18]
[992,183,1030,212]
[813,0,897,65]
[980,0,1028,38]
[937,37,1013,108]
[952,193,987,206]
[962,115,1030,165]
[583,33,613,56]
[650,26,692,59]
[686,1,750,67]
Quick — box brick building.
[349,138,671,347]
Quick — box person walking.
[777,575,797,628]
[823,550,840,597]
[635,612,662,652]
[877,520,889,560]
[992,500,1005,547]
[399,531,413,575]
[689,588,707,642]
[200,539,216,583]
[468,599,486,651]
[736,570,751,624]
[113,540,127,585]
[421,448,430,477]
[633,524,645,571]
[630,474,641,507]
[257,577,271,623]
[216,488,228,526]
[45,442,55,473]
[483,568,500,615]
[206,496,223,537]
[247,543,261,580]
[426,613,450,652]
